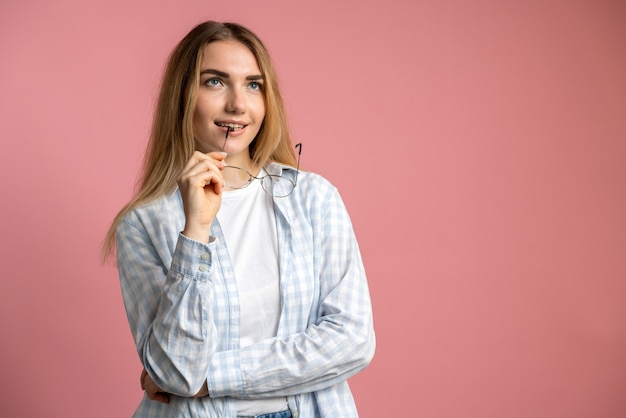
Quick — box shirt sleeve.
[116,217,218,397]
[207,186,376,398]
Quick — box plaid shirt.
[116,163,375,417]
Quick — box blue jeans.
[237,411,292,418]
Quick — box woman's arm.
[118,151,226,397]
[117,220,217,397]
[207,185,376,398]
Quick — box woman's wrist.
[182,224,211,243]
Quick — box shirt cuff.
[170,233,216,282]
[208,349,243,398]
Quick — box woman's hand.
[177,151,227,243]
[140,369,209,402]
[140,368,170,404]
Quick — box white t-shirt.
[217,175,288,415]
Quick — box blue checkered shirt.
[116,163,375,417]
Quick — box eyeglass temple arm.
[221,127,231,152]
[294,143,302,185]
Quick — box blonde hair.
[102,21,296,262]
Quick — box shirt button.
[199,265,207,272]
[200,253,209,261]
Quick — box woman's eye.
[249,81,263,91]
[205,78,222,87]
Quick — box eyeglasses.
[223,143,302,198]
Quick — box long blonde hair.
[102,21,296,262]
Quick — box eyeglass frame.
[223,143,302,198]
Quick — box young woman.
[103,21,375,418]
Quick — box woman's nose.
[225,89,245,114]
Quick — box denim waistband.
[237,410,292,418]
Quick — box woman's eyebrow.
[200,69,263,81]
[200,69,229,78]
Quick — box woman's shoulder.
[119,190,184,231]
[269,162,336,193]
[297,170,338,196]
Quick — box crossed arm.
[140,368,200,403]
[119,182,375,402]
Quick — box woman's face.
[193,40,266,159]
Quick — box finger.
[180,151,208,173]
[206,150,228,161]
[148,392,170,404]
[144,375,165,392]
[180,169,224,194]
[145,389,170,404]
[180,156,226,186]
[140,369,147,390]
[182,151,227,173]
[143,376,170,404]
[181,159,224,180]
[179,152,221,180]
[156,392,170,404]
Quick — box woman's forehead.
[199,40,261,75]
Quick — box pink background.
[1,0,625,416]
